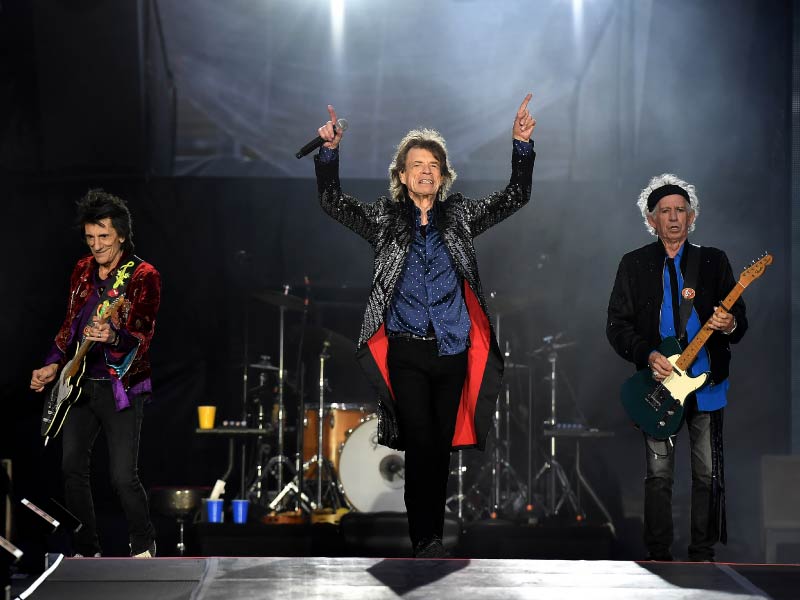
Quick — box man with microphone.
[308,96,536,558]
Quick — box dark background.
[0,0,793,563]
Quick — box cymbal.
[290,324,356,356]
[528,340,577,355]
[252,289,307,311]
[289,282,368,296]
[249,361,279,371]
[504,362,530,370]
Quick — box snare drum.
[303,403,370,478]
[338,415,406,512]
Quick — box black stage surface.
[10,556,800,600]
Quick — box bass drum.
[338,416,406,513]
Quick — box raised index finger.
[327,104,338,124]
[516,93,533,117]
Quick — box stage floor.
[11,556,800,600]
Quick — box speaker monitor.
[761,454,800,563]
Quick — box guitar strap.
[93,255,143,321]
[676,243,700,343]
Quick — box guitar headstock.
[738,253,773,287]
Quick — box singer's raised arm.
[314,151,383,246]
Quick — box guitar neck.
[59,294,126,380]
[65,339,95,378]
[675,283,743,371]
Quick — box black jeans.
[644,396,720,561]
[387,338,467,549]
[61,379,154,556]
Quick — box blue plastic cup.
[206,499,224,523]
[232,499,249,524]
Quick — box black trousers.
[644,396,720,561]
[61,379,155,556]
[387,338,467,548]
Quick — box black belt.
[387,331,437,342]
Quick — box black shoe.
[414,537,448,559]
[688,555,714,563]
[132,540,157,558]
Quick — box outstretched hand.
[512,93,536,142]
[318,104,345,149]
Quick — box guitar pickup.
[645,390,663,411]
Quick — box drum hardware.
[461,308,528,519]
[244,356,277,502]
[310,339,343,510]
[541,424,616,532]
[252,289,307,312]
[530,333,581,517]
[445,450,467,520]
[259,282,322,515]
[249,358,279,371]
[250,285,306,506]
[293,278,311,492]
[461,382,528,519]
[337,416,406,513]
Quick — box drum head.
[338,417,406,513]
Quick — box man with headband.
[606,174,747,562]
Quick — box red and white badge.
[681,287,695,300]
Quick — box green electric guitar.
[620,253,772,440]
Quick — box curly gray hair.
[388,128,457,202]
[637,173,700,236]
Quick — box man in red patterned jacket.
[30,190,160,558]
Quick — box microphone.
[295,118,349,159]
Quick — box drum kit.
[235,284,605,526]
[239,284,406,520]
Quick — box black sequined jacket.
[315,145,535,450]
[606,240,747,386]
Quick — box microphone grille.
[336,118,349,132]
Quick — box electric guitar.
[620,254,772,440]
[41,295,126,445]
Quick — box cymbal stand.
[533,336,580,516]
[294,279,310,484]
[251,366,270,501]
[445,452,465,519]
[526,359,538,516]
[241,301,250,423]
[266,284,316,514]
[459,313,527,519]
[311,340,341,509]
[261,286,298,506]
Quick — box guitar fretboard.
[64,298,124,378]
[675,282,744,371]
